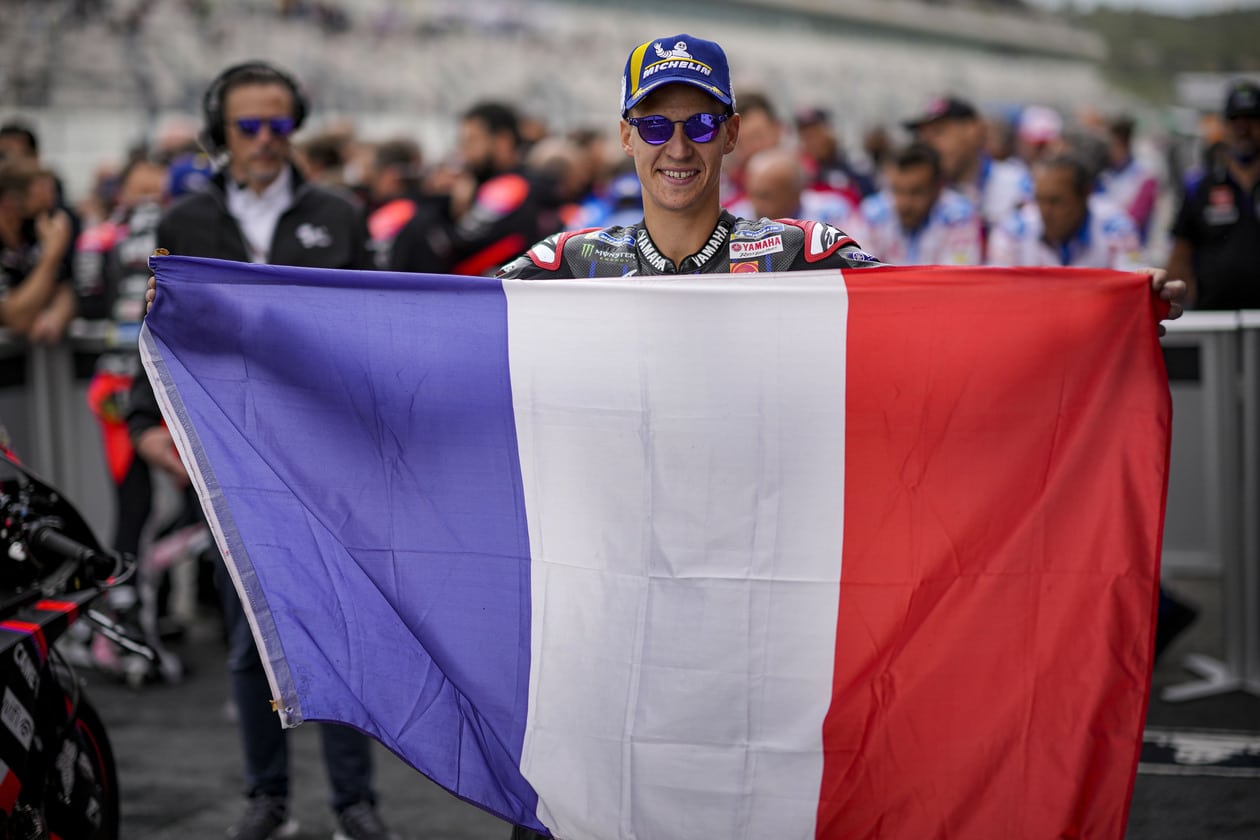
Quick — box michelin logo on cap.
[653,41,693,61]
[621,34,735,116]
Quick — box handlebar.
[26,519,122,584]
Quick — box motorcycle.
[0,444,153,839]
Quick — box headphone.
[201,61,309,152]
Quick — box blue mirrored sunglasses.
[627,112,729,145]
[233,116,296,138]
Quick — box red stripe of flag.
[818,266,1169,838]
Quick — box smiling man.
[496,34,881,280]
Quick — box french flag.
[141,256,1170,839]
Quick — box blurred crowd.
[0,84,1235,342]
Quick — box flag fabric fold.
[141,255,1170,840]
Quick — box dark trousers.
[112,456,152,558]
[216,558,375,813]
[510,828,549,840]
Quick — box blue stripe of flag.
[143,256,543,829]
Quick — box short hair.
[1107,115,1136,145]
[1036,152,1094,197]
[737,91,778,122]
[115,153,168,191]
[374,138,422,174]
[745,147,804,190]
[0,121,38,157]
[462,101,521,147]
[568,127,604,149]
[300,133,346,171]
[890,142,942,179]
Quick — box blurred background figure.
[363,137,425,269]
[1167,79,1260,311]
[988,152,1143,270]
[861,124,893,188]
[1016,104,1064,166]
[721,90,785,207]
[853,142,982,265]
[567,127,613,210]
[524,134,589,233]
[729,146,856,228]
[903,95,1031,247]
[985,113,1018,163]
[1100,114,1160,244]
[0,158,77,343]
[389,100,551,276]
[297,130,357,198]
[79,153,187,685]
[571,161,643,230]
[794,106,876,204]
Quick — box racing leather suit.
[496,211,880,279]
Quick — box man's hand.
[145,275,156,315]
[1144,267,1186,337]
[34,209,72,260]
[26,309,65,345]
[135,426,188,487]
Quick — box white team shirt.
[961,156,1032,231]
[226,166,294,264]
[1099,157,1159,238]
[852,187,982,265]
[986,195,1145,270]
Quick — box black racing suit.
[391,170,554,276]
[496,210,880,279]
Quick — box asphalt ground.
[78,573,1259,840]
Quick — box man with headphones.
[126,62,393,840]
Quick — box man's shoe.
[226,795,299,840]
[333,801,400,840]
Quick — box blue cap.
[620,35,734,117]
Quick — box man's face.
[915,117,976,182]
[1034,165,1087,245]
[798,121,835,164]
[730,107,779,174]
[223,82,296,190]
[459,118,497,182]
[25,173,57,216]
[118,161,168,208]
[0,134,33,162]
[1226,115,1260,164]
[1107,134,1129,169]
[739,109,780,158]
[620,84,739,221]
[889,162,940,233]
[745,156,800,220]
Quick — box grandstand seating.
[2,0,1118,201]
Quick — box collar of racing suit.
[635,211,735,274]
